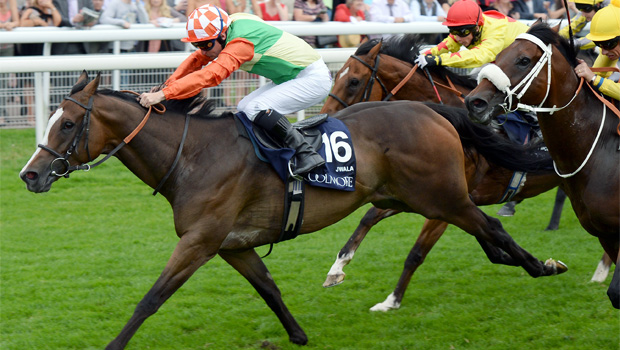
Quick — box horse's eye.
[63,121,75,130]
[349,79,360,87]
[517,57,531,68]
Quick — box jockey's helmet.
[586,0,620,42]
[182,5,231,43]
[442,0,484,27]
[571,0,604,13]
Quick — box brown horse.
[465,23,619,308]
[320,36,582,311]
[20,72,566,348]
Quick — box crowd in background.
[1,0,580,57]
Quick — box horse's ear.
[550,21,561,33]
[82,72,101,96]
[76,70,89,86]
[531,18,542,27]
[369,40,382,58]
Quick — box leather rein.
[328,53,467,108]
[37,91,188,196]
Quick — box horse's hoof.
[323,273,345,287]
[369,293,400,312]
[545,258,568,275]
[289,331,308,345]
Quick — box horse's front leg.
[591,252,613,283]
[323,207,401,287]
[545,187,567,231]
[370,219,448,312]
[608,261,620,309]
[106,231,220,350]
[219,248,308,345]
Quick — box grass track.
[2,129,618,350]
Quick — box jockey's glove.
[415,54,441,69]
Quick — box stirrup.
[287,160,303,181]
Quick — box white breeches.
[237,59,332,121]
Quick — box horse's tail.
[423,103,553,172]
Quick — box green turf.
[1,128,618,350]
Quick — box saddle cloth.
[235,112,356,191]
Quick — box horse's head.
[20,71,107,193]
[466,22,578,124]
[321,40,384,114]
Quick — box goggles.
[594,37,620,51]
[449,26,475,37]
[575,3,595,12]
[192,39,217,51]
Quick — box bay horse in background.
[465,22,619,308]
[321,35,609,310]
[19,72,567,348]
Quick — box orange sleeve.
[162,38,255,100]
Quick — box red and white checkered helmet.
[182,5,231,43]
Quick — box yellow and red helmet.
[182,5,231,43]
[443,0,484,27]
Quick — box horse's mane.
[526,22,578,67]
[356,34,478,90]
[79,86,232,120]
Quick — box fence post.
[34,72,47,144]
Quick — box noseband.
[328,54,390,108]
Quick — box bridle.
[328,53,466,109]
[477,33,612,178]
[38,96,97,177]
[37,92,168,185]
[328,54,391,108]
[478,33,581,115]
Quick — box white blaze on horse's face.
[338,66,350,81]
[20,108,64,175]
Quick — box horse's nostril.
[25,171,38,181]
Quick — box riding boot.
[254,109,325,175]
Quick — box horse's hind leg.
[608,262,619,309]
[219,249,308,344]
[106,232,219,350]
[370,219,448,312]
[447,204,566,278]
[324,207,400,287]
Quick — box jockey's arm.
[162,39,255,100]
[437,32,505,68]
[592,55,620,100]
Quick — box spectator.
[293,0,329,47]
[333,0,366,47]
[99,0,149,53]
[511,0,549,20]
[51,0,95,54]
[84,0,108,53]
[368,0,412,39]
[167,0,187,14]
[226,0,261,15]
[259,0,288,20]
[187,0,221,15]
[410,0,447,44]
[20,0,62,55]
[145,0,185,52]
[0,0,20,40]
[490,0,519,18]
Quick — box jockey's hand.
[138,91,165,107]
[149,84,165,93]
[574,59,595,83]
[415,54,439,69]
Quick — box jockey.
[414,0,528,69]
[559,0,606,50]
[575,0,620,100]
[138,4,331,176]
